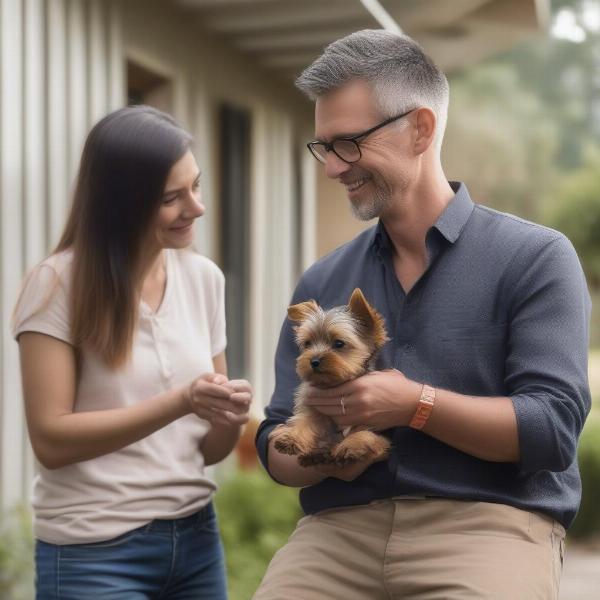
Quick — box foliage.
[545,159,600,288]
[0,471,300,600]
[0,505,34,600]
[443,0,600,225]
[570,416,600,538]
[499,0,600,170]
[444,64,558,221]
[570,348,600,538]
[214,468,302,600]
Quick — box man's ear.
[413,107,436,156]
[347,288,388,348]
[287,300,319,323]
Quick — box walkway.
[560,543,600,600]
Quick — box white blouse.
[13,248,226,545]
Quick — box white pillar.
[1,0,25,510]
[47,0,69,247]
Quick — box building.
[0,0,548,509]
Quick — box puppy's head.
[287,289,388,388]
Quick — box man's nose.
[324,152,351,179]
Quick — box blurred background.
[0,0,599,598]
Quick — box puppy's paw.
[273,436,301,456]
[369,437,391,462]
[330,445,368,467]
[298,451,330,467]
[331,430,391,466]
[270,426,301,455]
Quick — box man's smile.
[343,177,370,192]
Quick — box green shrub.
[0,505,34,600]
[0,472,301,600]
[214,468,302,600]
[546,163,600,288]
[570,416,600,538]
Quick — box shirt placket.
[379,248,410,370]
[149,315,173,383]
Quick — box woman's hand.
[184,373,252,427]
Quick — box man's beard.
[350,184,393,221]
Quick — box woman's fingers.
[187,375,253,426]
[227,378,252,394]
[223,411,250,425]
[230,391,252,407]
[189,390,250,416]
[201,372,229,386]
[199,408,249,426]
[191,381,231,400]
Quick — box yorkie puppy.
[270,288,391,467]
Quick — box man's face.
[314,79,414,221]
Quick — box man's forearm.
[304,370,521,464]
[420,388,520,463]
[267,442,326,487]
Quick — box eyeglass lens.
[311,139,360,164]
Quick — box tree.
[546,156,600,288]
[443,65,558,221]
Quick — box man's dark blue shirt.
[256,182,591,528]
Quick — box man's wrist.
[409,384,437,430]
[398,378,422,426]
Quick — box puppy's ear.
[347,288,388,348]
[287,299,319,323]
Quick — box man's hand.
[303,369,421,430]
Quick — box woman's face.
[151,150,204,251]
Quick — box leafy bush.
[547,163,600,288]
[0,505,34,600]
[214,468,302,600]
[0,472,300,600]
[570,417,600,538]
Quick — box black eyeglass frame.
[307,108,417,164]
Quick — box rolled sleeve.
[507,235,591,473]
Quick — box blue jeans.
[35,503,227,599]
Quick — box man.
[254,29,591,599]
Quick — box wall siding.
[0,0,123,510]
[0,0,311,511]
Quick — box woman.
[12,105,251,599]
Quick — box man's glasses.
[307,108,416,165]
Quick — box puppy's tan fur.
[270,289,391,467]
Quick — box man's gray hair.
[296,29,450,151]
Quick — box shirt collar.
[433,181,475,243]
[373,181,474,253]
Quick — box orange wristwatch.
[409,384,436,430]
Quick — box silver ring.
[340,395,346,415]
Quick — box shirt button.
[404,343,414,352]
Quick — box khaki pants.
[253,498,565,600]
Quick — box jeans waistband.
[143,502,215,534]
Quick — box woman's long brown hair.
[54,106,192,368]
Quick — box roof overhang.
[173,0,550,80]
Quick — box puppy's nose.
[310,358,321,370]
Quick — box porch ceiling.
[173,0,550,80]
